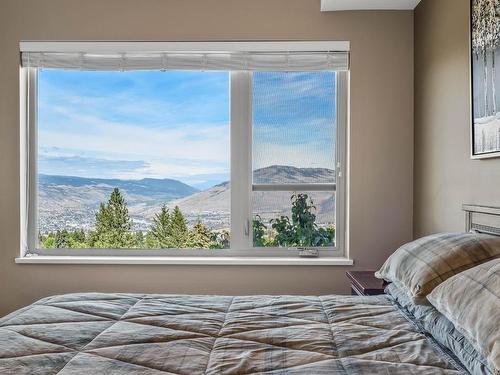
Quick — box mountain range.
[38,165,336,233]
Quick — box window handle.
[244,219,250,237]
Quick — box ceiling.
[321,0,422,11]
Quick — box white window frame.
[18,41,349,263]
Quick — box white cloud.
[40,106,230,176]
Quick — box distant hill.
[159,165,336,229]
[253,165,335,184]
[38,166,336,233]
[39,174,198,198]
[38,174,198,233]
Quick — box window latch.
[244,219,250,237]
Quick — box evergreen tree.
[72,229,86,243]
[146,205,173,248]
[40,233,55,249]
[41,229,88,249]
[55,230,70,248]
[188,219,212,248]
[135,231,145,247]
[169,206,189,248]
[89,188,136,248]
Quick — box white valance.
[20,41,350,72]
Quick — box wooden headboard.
[463,204,500,236]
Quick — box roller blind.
[20,42,349,71]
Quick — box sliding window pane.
[251,71,337,249]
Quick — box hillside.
[253,165,335,184]
[39,174,198,232]
[39,174,198,198]
[160,165,336,229]
[38,166,336,233]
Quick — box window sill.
[15,255,354,266]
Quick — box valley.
[38,165,336,233]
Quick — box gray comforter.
[0,293,467,374]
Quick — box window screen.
[251,72,337,248]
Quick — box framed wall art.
[471,0,500,158]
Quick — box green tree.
[271,215,295,246]
[210,230,230,249]
[40,231,85,249]
[135,231,145,247]
[89,188,137,248]
[55,230,70,248]
[188,219,212,248]
[258,194,335,247]
[40,233,55,249]
[72,229,86,243]
[67,229,87,248]
[326,226,335,245]
[146,205,173,248]
[169,206,189,247]
[289,193,327,246]
[253,215,267,247]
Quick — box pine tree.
[89,188,136,248]
[188,219,212,248]
[40,233,56,249]
[135,231,145,247]
[170,206,189,248]
[97,188,132,232]
[72,229,86,244]
[55,230,70,248]
[146,205,174,248]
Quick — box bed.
[0,293,468,374]
[1,205,498,375]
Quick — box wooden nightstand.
[346,271,387,296]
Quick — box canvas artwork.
[471,0,500,158]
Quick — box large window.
[20,42,349,259]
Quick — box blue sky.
[38,69,336,189]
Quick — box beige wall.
[0,0,414,316]
[414,0,500,237]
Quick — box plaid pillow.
[428,259,500,375]
[375,232,500,301]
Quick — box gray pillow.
[428,259,500,375]
[386,283,494,375]
[376,232,500,302]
